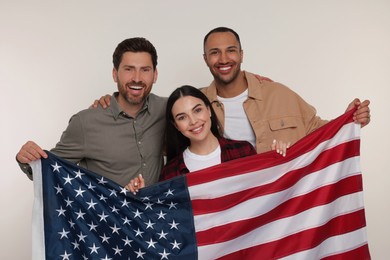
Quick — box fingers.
[344,98,371,128]
[359,99,370,108]
[271,140,291,157]
[271,139,277,150]
[125,182,136,194]
[90,100,99,108]
[99,96,107,109]
[353,99,371,128]
[99,94,112,109]
[126,174,145,195]
[138,174,145,189]
[254,74,273,83]
[104,95,111,106]
[16,141,47,164]
[345,98,360,112]
[90,94,112,109]
[278,141,290,157]
[127,178,139,194]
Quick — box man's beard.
[125,95,146,105]
[118,82,147,105]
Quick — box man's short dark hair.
[113,37,158,70]
[203,27,242,53]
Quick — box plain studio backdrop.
[1,1,389,259]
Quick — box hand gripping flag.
[31,109,370,260]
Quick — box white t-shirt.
[218,89,256,147]
[183,145,221,172]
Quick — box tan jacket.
[201,71,328,153]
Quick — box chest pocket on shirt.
[268,117,298,131]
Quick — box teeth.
[192,126,203,132]
[219,66,231,71]
[130,86,142,90]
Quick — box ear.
[153,68,158,83]
[240,49,244,63]
[203,53,208,64]
[112,68,118,83]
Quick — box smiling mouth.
[190,125,203,134]
[219,66,231,71]
[129,85,143,90]
[216,65,233,74]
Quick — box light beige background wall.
[1,0,389,259]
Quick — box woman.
[127,85,288,193]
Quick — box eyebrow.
[122,64,153,69]
[174,103,203,119]
[207,45,239,53]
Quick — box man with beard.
[201,27,371,153]
[16,37,167,187]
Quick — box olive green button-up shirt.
[20,92,167,187]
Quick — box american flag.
[31,109,370,259]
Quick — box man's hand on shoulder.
[90,94,112,108]
[254,74,273,83]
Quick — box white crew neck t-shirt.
[218,89,256,147]
[183,145,221,172]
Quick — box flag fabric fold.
[31,109,370,260]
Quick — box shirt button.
[138,141,142,145]
[142,163,146,167]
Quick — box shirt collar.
[110,92,150,119]
[244,71,264,101]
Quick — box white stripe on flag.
[31,159,45,260]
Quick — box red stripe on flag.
[216,209,367,260]
[196,174,363,245]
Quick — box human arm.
[91,94,112,108]
[49,114,86,160]
[345,98,371,127]
[125,174,145,194]
[15,112,86,179]
[19,113,87,180]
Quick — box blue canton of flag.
[31,152,197,260]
